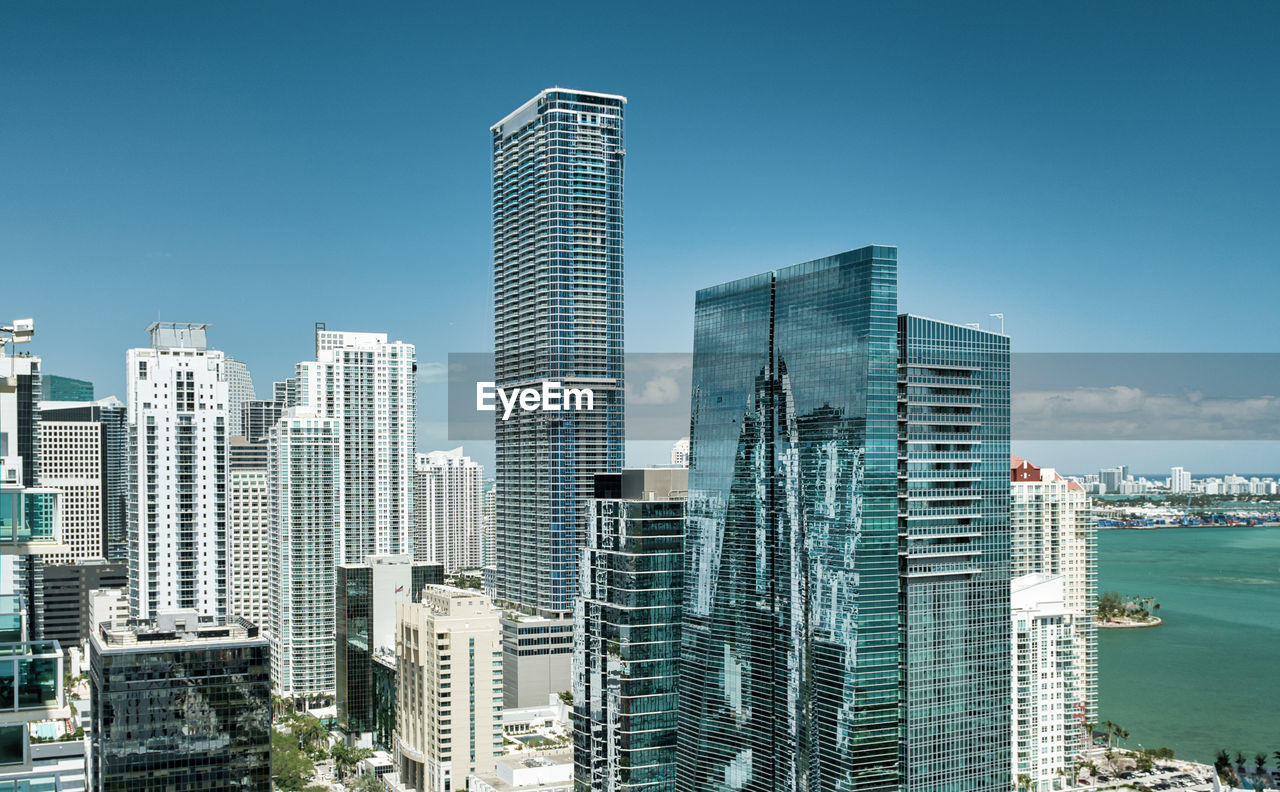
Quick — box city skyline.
[5,3,1279,473]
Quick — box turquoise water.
[1098,525,1280,764]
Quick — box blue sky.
[4,1,1278,473]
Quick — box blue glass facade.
[492,89,626,614]
[897,315,1011,792]
[575,470,686,792]
[677,247,901,792]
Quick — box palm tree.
[1016,773,1032,792]
[1257,753,1269,776]
[331,743,374,781]
[1237,752,1247,771]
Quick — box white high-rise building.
[1011,574,1075,792]
[126,323,229,619]
[670,437,689,467]
[225,358,256,439]
[268,408,341,700]
[1169,466,1192,494]
[480,483,496,569]
[1010,454,1096,756]
[298,327,416,562]
[390,586,503,792]
[413,448,482,573]
[229,438,270,630]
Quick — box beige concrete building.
[391,585,503,792]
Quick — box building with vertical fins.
[677,247,901,792]
[267,408,341,701]
[897,314,1011,792]
[44,375,93,402]
[574,468,686,792]
[491,88,626,616]
[125,323,229,620]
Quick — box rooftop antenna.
[989,313,1005,333]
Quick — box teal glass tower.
[677,246,902,792]
[491,89,626,615]
[897,315,1010,792]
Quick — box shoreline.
[1096,616,1163,629]
[1099,521,1280,531]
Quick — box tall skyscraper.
[89,612,271,791]
[492,88,626,615]
[267,408,340,701]
[575,468,686,792]
[125,323,229,620]
[299,326,416,561]
[224,358,256,439]
[413,448,483,573]
[1010,454,1096,755]
[677,247,901,792]
[897,314,1010,792]
[391,586,503,792]
[1170,465,1192,493]
[229,438,270,629]
[480,483,496,570]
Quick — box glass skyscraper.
[677,247,901,792]
[574,469,687,792]
[491,88,625,615]
[897,314,1011,792]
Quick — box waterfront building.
[413,448,483,573]
[501,612,573,708]
[1010,454,1096,754]
[39,397,128,561]
[225,358,255,439]
[1099,467,1124,495]
[267,408,340,700]
[88,611,271,791]
[44,375,93,402]
[669,437,689,467]
[574,468,686,792]
[298,326,416,561]
[389,586,503,792]
[677,246,901,792]
[1011,574,1075,792]
[229,438,270,629]
[492,88,626,616]
[1169,466,1192,494]
[125,323,229,619]
[897,314,1011,792]
[335,555,442,744]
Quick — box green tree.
[331,743,375,781]
[1237,752,1247,770]
[348,775,385,792]
[1136,752,1154,772]
[271,730,316,792]
[1257,753,1269,776]
[1016,773,1031,792]
[290,714,330,760]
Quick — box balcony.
[0,641,65,724]
[0,487,68,555]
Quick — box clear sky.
[4,1,1278,473]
